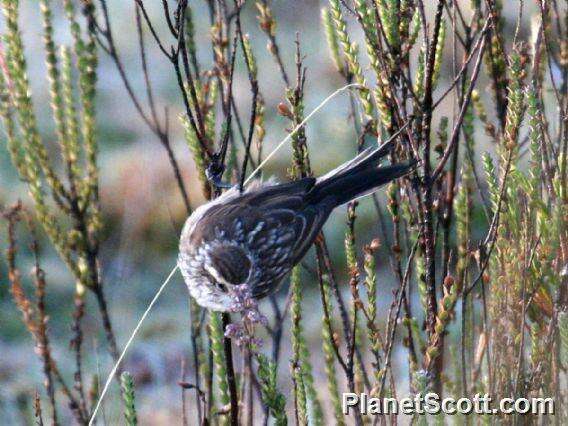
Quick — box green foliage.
[432,21,446,89]
[320,273,345,425]
[290,266,323,425]
[328,0,374,121]
[256,354,287,426]
[0,0,100,288]
[502,50,526,157]
[559,312,568,365]
[321,7,344,74]
[209,311,230,424]
[377,0,400,48]
[120,372,138,426]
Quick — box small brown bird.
[178,141,414,311]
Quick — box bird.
[178,140,415,311]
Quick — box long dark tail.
[309,142,416,207]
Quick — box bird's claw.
[206,160,233,189]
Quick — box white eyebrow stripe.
[204,262,234,287]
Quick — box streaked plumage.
[179,142,415,311]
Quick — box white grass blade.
[88,264,179,425]
[243,82,363,186]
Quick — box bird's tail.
[309,141,416,207]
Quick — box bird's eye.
[215,282,228,293]
[202,265,229,293]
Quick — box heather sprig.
[320,273,345,425]
[377,0,400,49]
[321,7,345,75]
[209,311,230,425]
[120,372,138,426]
[1,0,122,379]
[290,266,323,425]
[424,276,458,371]
[256,354,287,426]
[328,0,374,121]
[1,0,101,288]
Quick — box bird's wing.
[237,181,333,298]
[193,178,332,299]
[239,177,334,264]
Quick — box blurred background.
[0,1,539,423]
